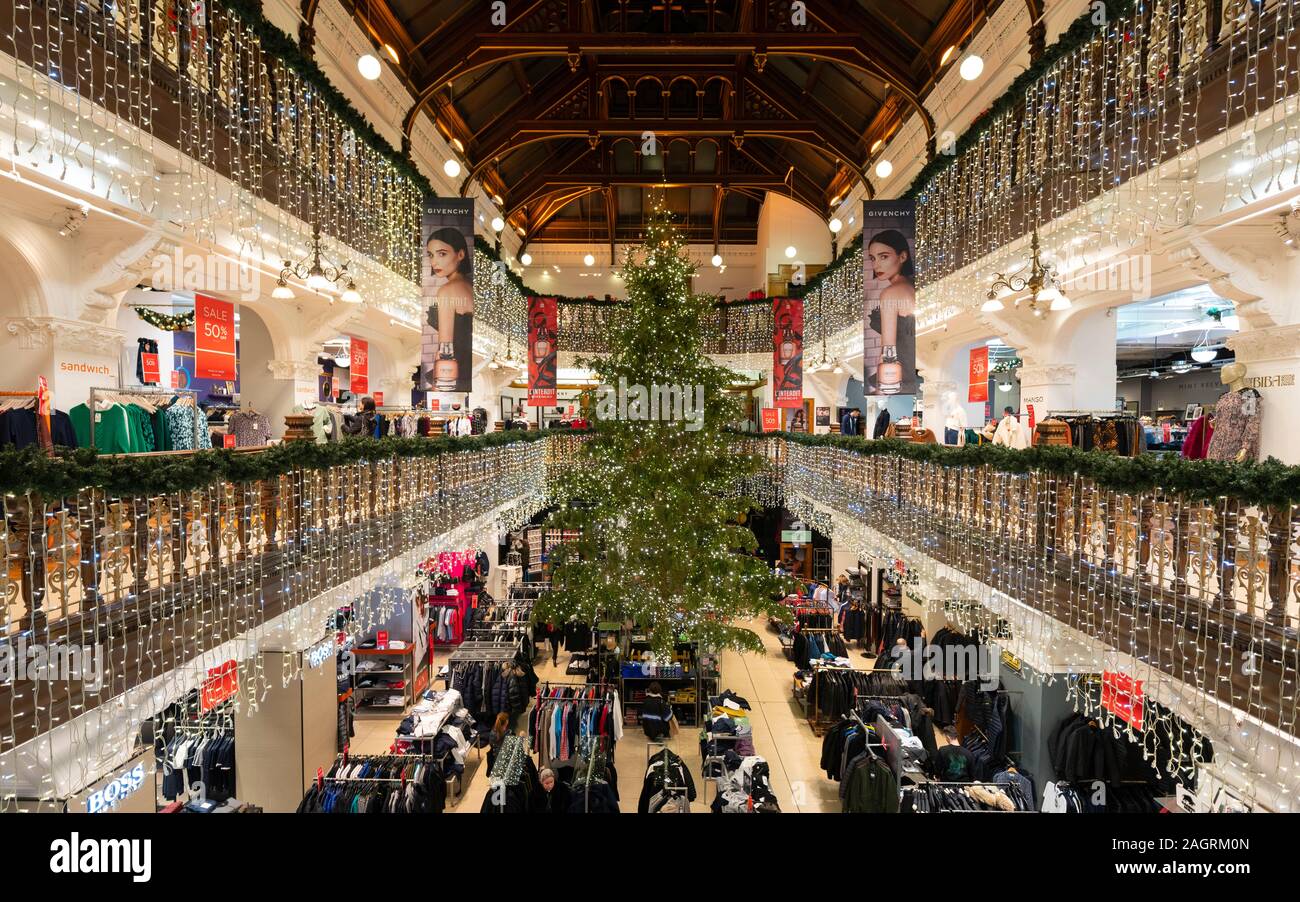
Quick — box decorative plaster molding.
[80,227,166,325]
[6,317,125,354]
[1226,324,1300,363]
[266,359,322,382]
[1018,363,1077,387]
[1172,242,1276,328]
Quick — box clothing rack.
[87,385,201,450]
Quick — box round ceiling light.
[584,253,596,266]
[443,158,461,178]
[960,54,985,81]
[520,253,533,266]
[711,253,723,267]
[828,218,842,234]
[874,160,893,179]
[358,53,382,81]
[785,245,797,259]
[491,216,505,233]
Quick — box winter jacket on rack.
[638,748,697,813]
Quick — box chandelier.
[981,230,1070,316]
[274,226,361,303]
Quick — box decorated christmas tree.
[536,206,790,655]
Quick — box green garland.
[748,432,1300,510]
[0,431,550,498]
[904,0,1137,199]
[216,0,436,198]
[134,306,196,332]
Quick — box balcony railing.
[749,435,1300,742]
[0,433,557,758]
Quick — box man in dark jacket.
[640,682,676,741]
[840,408,862,436]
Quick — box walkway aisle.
[345,617,842,813]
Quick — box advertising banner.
[862,201,918,396]
[141,353,160,385]
[772,298,803,409]
[349,336,369,396]
[761,408,780,432]
[195,293,237,381]
[528,296,558,406]
[968,346,989,404]
[420,197,475,393]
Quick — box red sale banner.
[194,294,237,380]
[200,660,239,712]
[528,297,557,406]
[1102,671,1145,730]
[141,352,160,384]
[171,370,182,389]
[349,336,369,396]
[761,408,780,432]
[968,347,989,403]
[773,298,803,409]
[1026,404,1036,431]
[222,434,236,448]
[374,391,384,406]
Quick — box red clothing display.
[1180,414,1214,460]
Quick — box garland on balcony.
[133,306,196,332]
[786,0,1137,302]
[216,0,436,198]
[0,431,550,498]
[751,432,1300,510]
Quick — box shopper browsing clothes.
[640,682,678,741]
[486,712,510,770]
[992,405,1032,450]
[531,767,571,814]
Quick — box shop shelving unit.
[352,645,425,717]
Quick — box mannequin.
[942,391,967,446]
[1205,362,1261,463]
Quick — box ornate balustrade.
[0,433,556,760]
[746,435,1300,743]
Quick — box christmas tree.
[536,206,790,655]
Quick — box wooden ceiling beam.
[403,31,930,142]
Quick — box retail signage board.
[200,660,238,712]
[528,296,558,406]
[968,347,989,403]
[761,408,780,432]
[194,294,237,380]
[420,197,476,393]
[377,630,389,650]
[171,370,182,390]
[222,434,236,448]
[141,353,160,384]
[1101,670,1144,730]
[374,391,384,405]
[862,200,918,397]
[349,336,369,396]
[781,529,812,544]
[772,298,803,408]
[1026,404,1036,431]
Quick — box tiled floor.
[348,617,849,812]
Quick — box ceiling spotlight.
[340,281,363,304]
[443,158,462,178]
[941,45,957,65]
[874,159,893,179]
[1148,368,1161,380]
[960,53,985,80]
[449,138,464,153]
[584,253,596,266]
[491,216,505,233]
[272,278,295,300]
[520,253,533,266]
[711,253,723,267]
[358,52,382,80]
[1191,346,1217,363]
[870,139,884,154]
[785,245,797,259]
[383,43,400,64]
[1171,360,1194,374]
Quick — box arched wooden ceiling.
[322,0,1000,252]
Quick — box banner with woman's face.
[420,197,475,394]
[773,297,803,408]
[862,201,918,397]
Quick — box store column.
[268,358,324,412]
[7,317,125,410]
[1226,325,1300,465]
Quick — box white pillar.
[1225,324,1300,464]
